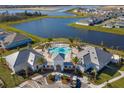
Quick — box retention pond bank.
[12,18,124,50]
[69,23,124,36]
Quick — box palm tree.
[68,38,74,44]
[0,49,4,62]
[68,38,74,47]
[44,43,51,49]
[0,53,2,62]
[47,38,53,42]
[36,57,45,73]
[72,57,79,74]
[92,68,97,80]
[36,57,45,65]
[72,57,79,64]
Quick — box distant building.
[114,22,124,28]
[118,16,124,21]
[103,23,114,28]
[76,20,92,26]
[0,31,32,50]
[103,22,124,28]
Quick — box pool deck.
[34,43,79,64]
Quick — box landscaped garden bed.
[61,75,71,84]
[46,74,55,84]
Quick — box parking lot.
[18,74,90,88]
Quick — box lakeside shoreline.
[0,15,87,42]
[2,15,87,25]
[68,23,124,36]
[0,15,124,56]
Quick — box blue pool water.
[49,47,71,55]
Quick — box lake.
[13,18,124,50]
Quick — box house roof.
[53,53,65,61]
[95,48,112,69]
[6,51,19,68]
[6,49,41,70]
[83,53,92,65]
[78,46,112,70]
[115,22,124,26]
[53,53,65,66]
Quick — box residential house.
[103,23,114,28]
[76,20,92,26]
[5,49,43,73]
[77,46,112,72]
[118,16,124,21]
[0,31,32,50]
[114,22,124,28]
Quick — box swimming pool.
[48,47,71,55]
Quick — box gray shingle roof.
[14,49,41,67]
[78,46,112,71]
[95,48,112,69]
[83,53,92,65]
[53,53,65,61]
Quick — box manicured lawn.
[107,62,124,71]
[0,59,27,87]
[105,77,124,88]
[94,67,120,85]
[120,66,124,71]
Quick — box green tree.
[0,49,4,62]
[36,57,45,65]
[48,38,53,42]
[68,38,74,44]
[72,57,79,64]
[92,68,97,80]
